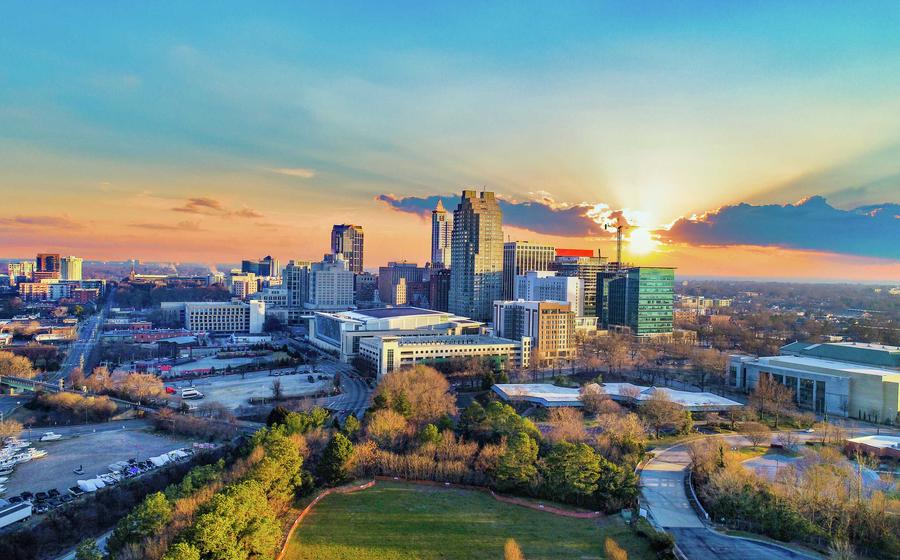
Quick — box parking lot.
[2,428,192,499]
[170,368,333,410]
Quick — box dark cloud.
[377,193,622,237]
[172,197,262,219]
[659,196,899,259]
[0,215,82,229]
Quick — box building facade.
[550,249,610,316]
[35,253,61,281]
[60,256,83,281]
[428,267,451,312]
[161,300,266,334]
[306,255,355,310]
[377,262,430,307]
[502,241,556,300]
[282,260,311,324]
[514,270,584,316]
[493,300,576,367]
[598,267,674,338]
[431,199,453,267]
[449,190,503,323]
[331,224,365,274]
[6,261,35,285]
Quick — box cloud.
[377,193,629,237]
[659,196,900,260]
[130,221,204,232]
[270,167,316,179]
[171,197,262,219]
[0,215,82,229]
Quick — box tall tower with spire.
[431,199,453,267]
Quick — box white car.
[40,432,62,442]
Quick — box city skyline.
[1,3,899,281]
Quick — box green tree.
[108,491,173,554]
[392,390,412,417]
[318,432,354,485]
[459,401,486,434]
[496,431,539,490]
[540,442,601,503]
[342,414,361,438]
[74,539,103,560]
[162,542,201,560]
[418,423,442,445]
[190,480,281,560]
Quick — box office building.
[35,253,61,281]
[242,255,280,278]
[502,241,556,300]
[431,200,453,267]
[310,306,484,361]
[550,249,610,316]
[359,334,530,379]
[514,271,584,316]
[331,224,365,274]
[493,300,576,366]
[428,267,451,312]
[161,300,266,334]
[282,260,311,323]
[354,272,378,305]
[729,342,900,423]
[378,262,430,307]
[306,254,355,310]
[227,271,258,299]
[59,256,83,281]
[6,261,35,285]
[449,190,503,323]
[598,267,674,338]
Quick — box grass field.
[284,481,654,560]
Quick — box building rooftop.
[759,354,900,378]
[781,341,900,369]
[847,434,900,450]
[492,382,741,410]
[356,306,443,319]
[386,334,520,346]
[492,384,583,406]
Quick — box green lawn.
[284,481,654,560]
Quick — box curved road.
[640,433,819,560]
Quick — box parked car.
[48,489,60,498]
[35,492,48,502]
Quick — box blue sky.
[0,2,898,278]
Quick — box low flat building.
[492,382,742,411]
[491,383,583,407]
[845,435,900,460]
[360,334,530,379]
[729,341,900,423]
[161,300,266,334]
[310,306,484,361]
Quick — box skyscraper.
[431,200,453,267]
[331,224,365,274]
[502,241,556,300]
[60,256,83,281]
[449,190,503,322]
[598,267,675,338]
[241,255,280,278]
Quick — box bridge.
[0,374,147,410]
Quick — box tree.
[266,405,291,427]
[108,491,173,554]
[0,419,23,439]
[579,383,608,416]
[604,537,628,560]
[418,423,441,445]
[119,372,164,403]
[318,432,354,485]
[504,538,526,560]
[495,431,538,489]
[392,390,412,417]
[271,378,283,400]
[638,389,683,438]
[74,539,103,560]
[373,365,456,425]
[458,401,486,434]
[547,407,587,444]
[0,350,36,378]
[741,421,771,448]
[540,442,601,503]
[162,542,202,560]
[342,414,361,438]
[749,374,795,428]
[366,409,407,450]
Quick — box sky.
[0,2,898,282]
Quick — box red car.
[165,386,176,394]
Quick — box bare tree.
[638,389,683,438]
[741,421,771,448]
[547,407,587,444]
[749,374,795,428]
[271,378,283,401]
[579,383,608,416]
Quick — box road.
[17,419,152,441]
[53,291,115,382]
[640,427,897,560]
[56,528,112,560]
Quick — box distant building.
[60,256,83,281]
[360,334,530,379]
[431,199,453,267]
[493,300,576,367]
[492,383,741,411]
[6,261,35,285]
[514,270,584,316]
[306,254,355,310]
[161,300,266,334]
[449,190,503,323]
[283,260,311,323]
[729,341,900,422]
[502,241,556,300]
[309,306,484,362]
[331,224,365,274]
[34,253,61,281]
[428,267,451,312]
[241,255,280,278]
[598,267,675,338]
[378,262,429,306]
[550,249,610,316]
[354,271,378,305]
[227,271,258,299]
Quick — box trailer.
[0,500,32,529]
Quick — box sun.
[627,227,659,255]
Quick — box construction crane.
[606,222,629,270]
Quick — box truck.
[0,500,32,529]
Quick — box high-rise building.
[227,271,258,299]
[502,241,556,299]
[428,267,452,312]
[431,200,453,267]
[551,249,611,317]
[493,300,575,367]
[378,262,430,306]
[598,267,675,338]
[449,190,503,323]
[6,261,35,285]
[35,253,61,281]
[60,256,83,281]
[241,255,280,278]
[283,260,311,323]
[331,224,365,274]
[306,254,355,310]
[354,272,378,305]
[514,271,584,316]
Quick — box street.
[52,291,115,382]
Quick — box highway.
[52,290,115,382]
